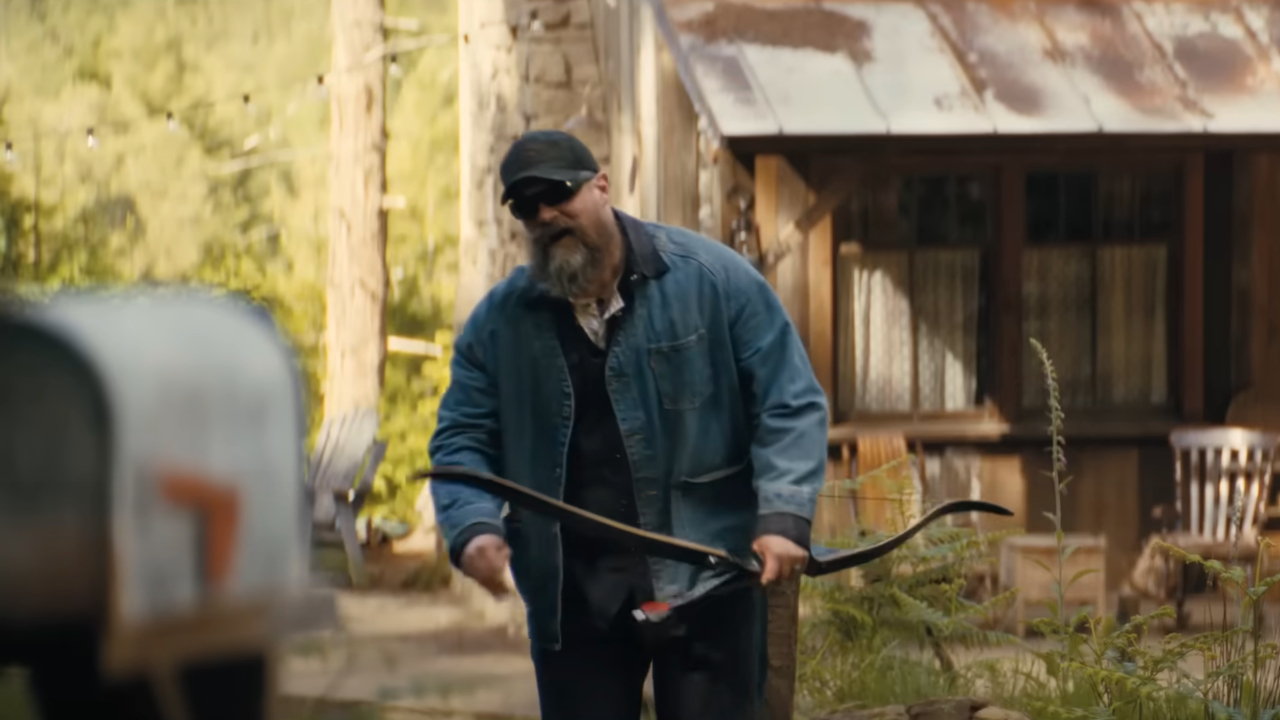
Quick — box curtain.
[1022,243,1169,409]
[836,247,982,416]
[1022,246,1094,408]
[915,249,982,411]
[847,250,913,412]
[1096,244,1168,406]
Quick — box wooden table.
[999,533,1108,637]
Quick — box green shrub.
[797,338,1280,720]
[796,459,1022,715]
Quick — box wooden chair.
[852,432,921,535]
[1128,426,1279,628]
[1226,387,1280,530]
[306,408,387,588]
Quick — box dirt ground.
[278,585,1280,719]
[2,580,1274,720]
[279,588,541,719]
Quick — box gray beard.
[528,235,604,299]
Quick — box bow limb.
[418,466,1014,579]
[804,500,1013,576]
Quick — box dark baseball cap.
[499,130,600,204]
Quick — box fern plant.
[1160,539,1280,718]
[796,456,1021,716]
[798,338,1280,720]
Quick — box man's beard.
[527,229,605,299]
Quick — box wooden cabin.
[590,0,1280,596]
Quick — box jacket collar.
[615,208,668,281]
[521,209,669,305]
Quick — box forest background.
[0,0,459,522]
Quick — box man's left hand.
[752,534,809,585]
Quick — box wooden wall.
[812,441,1167,593]
[755,144,1280,601]
[592,0,728,236]
[655,37,700,230]
[1238,152,1280,397]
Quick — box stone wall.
[445,0,612,626]
[455,0,610,328]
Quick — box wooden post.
[763,576,802,720]
[806,161,836,399]
[755,153,816,720]
[754,154,811,333]
[997,162,1024,419]
[1182,153,1205,421]
[325,0,388,418]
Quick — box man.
[429,130,828,719]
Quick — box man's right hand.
[459,533,512,597]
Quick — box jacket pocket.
[673,456,755,549]
[647,329,713,410]
[682,455,751,484]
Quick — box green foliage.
[0,667,34,720]
[0,0,459,523]
[796,458,1023,715]
[797,338,1280,720]
[1017,338,1280,720]
[797,522,1023,715]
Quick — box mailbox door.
[0,320,111,625]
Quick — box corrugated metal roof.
[654,0,1280,137]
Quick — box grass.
[795,338,1280,720]
[0,667,34,720]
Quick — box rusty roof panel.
[737,42,888,134]
[654,0,1280,137]
[920,0,1099,133]
[679,38,783,136]
[829,2,993,134]
[1131,2,1280,132]
[1037,2,1202,132]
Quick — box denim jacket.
[428,211,829,649]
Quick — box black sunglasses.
[507,178,588,222]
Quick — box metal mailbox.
[0,287,310,675]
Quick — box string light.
[0,30,454,162]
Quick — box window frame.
[813,151,1201,439]
[1017,159,1183,417]
[828,159,1003,426]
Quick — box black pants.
[530,583,766,720]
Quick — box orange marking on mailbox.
[159,472,240,591]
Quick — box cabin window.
[833,172,992,420]
[1021,167,1178,412]
[823,159,1184,426]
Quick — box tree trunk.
[454,0,525,329]
[325,0,388,418]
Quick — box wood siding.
[782,142,1280,604]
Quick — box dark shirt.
[552,264,656,630]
